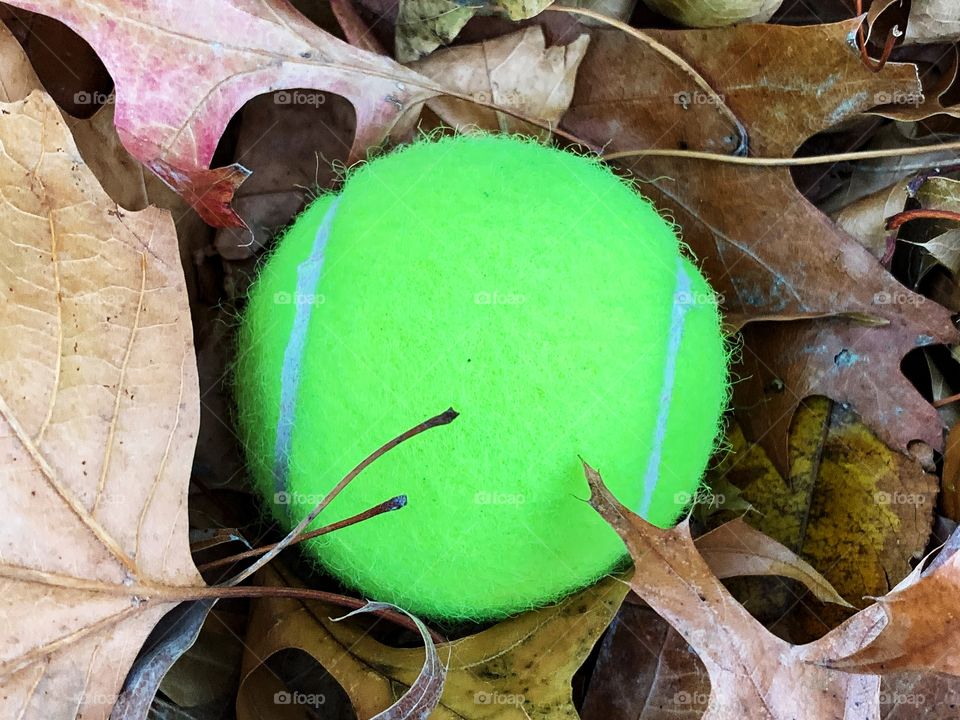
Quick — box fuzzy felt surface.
[235,134,728,621]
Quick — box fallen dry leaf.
[395,0,483,63]
[583,461,882,719]
[410,26,590,139]
[333,601,447,719]
[832,181,910,260]
[395,0,554,62]
[0,90,201,719]
[640,0,783,27]
[237,565,628,719]
[563,18,959,474]
[709,397,936,631]
[580,603,709,720]
[2,0,444,227]
[696,517,852,608]
[904,0,960,45]
[902,176,960,274]
[822,532,960,676]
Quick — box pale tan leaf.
[905,0,960,44]
[832,181,910,261]
[696,518,853,608]
[0,90,202,720]
[583,462,881,719]
[411,27,589,139]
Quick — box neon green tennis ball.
[235,134,728,621]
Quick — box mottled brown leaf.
[563,18,958,474]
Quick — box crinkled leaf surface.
[237,566,627,719]
[2,0,442,227]
[0,90,201,720]
[563,18,959,474]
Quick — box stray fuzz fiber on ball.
[235,134,729,621]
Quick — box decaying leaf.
[395,0,483,63]
[901,176,960,274]
[833,181,910,260]
[696,518,853,608]
[237,565,628,719]
[563,18,959,474]
[395,0,553,62]
[823,531,960,676]
[580,603,709,720]
[333,602,447,719]
[2,0,444,227]
[410,26,590,138]
[640,0,783,27]
[904,0,960,45]
[583,462,882,719]
[708,398,936,632]
[0,90,202,719]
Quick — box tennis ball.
[235,134,728,621]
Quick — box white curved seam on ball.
[639,258,692,518]
[273,197,342,498]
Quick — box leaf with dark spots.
[563,18,958,473]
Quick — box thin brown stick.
[146,584,446,643]
[546,4,748,155]
[196,496,406,572]
[222,408,458,587]
[886,208,960,231]
[934,392,960,409]
[856,0,899,73]
[602,140,960,165]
